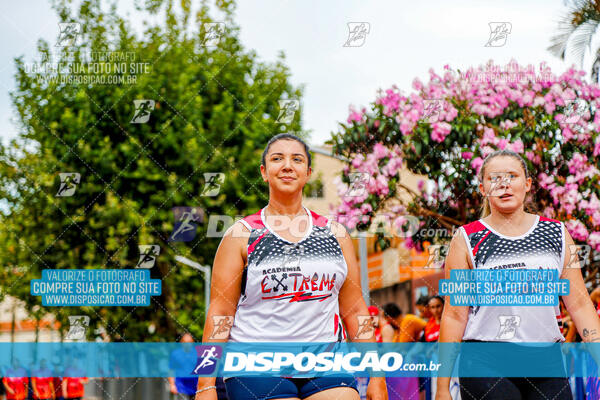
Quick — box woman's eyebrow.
[270,152,305,157]
[488,169,520,174]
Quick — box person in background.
[381,303,426,400]
[382,303,427,343]
[416,296,432,322]
[418,296,445,400]
[2,360,28,400]
[31,360,54,400]
[169,333,200,400]
[61,359,87,400]
[425,296,444,343]
[368,305,383,343]
[590,286,600,318]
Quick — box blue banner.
[0,342,598,378]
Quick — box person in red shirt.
[61,363,87,400]
[425,295,444,342]
[31,360,55,400]
[368,305,383,342]
[2,361,28,400]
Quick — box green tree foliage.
[0,0,304,341]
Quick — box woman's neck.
[265,199,305,217]
[484,208,528,226]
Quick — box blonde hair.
[477,149,536,218]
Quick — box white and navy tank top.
[228,205,349,342]
[460,215,566,342]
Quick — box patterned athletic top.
[459,215,566,342]
[228,205,349,342]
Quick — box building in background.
[0,296,60,342]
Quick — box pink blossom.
[508,139,524,153]
[542,207,555,219]
[431,122,452,143]
[588,232,600,252]
[497,138,509,150]
[481,127,497,146]
[500,119,518,130]
[347,107,364,123]
[471,157,484,174]
[461,151,473,160]
[373,142,388,160]
[567,153,588,174]
[565,219,589,241]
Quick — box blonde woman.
[436,149,600,400]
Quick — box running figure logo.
[201,23,225,47]
[425,244,448,269]
[209,316,234,340]
[566,244,591,269]
[485,22,512,47]
[276,100,299,124]
[131,100,155,123]
[56,23,81,47]
[345,172,370,197]
[487,172,513,198]
[56,173,81,197]
[496,315,521,340]
[170,207,204,242]
[193,345,222,375]
[200,173,225,197]
[343,22,370,47]
[422,100,443,123]
[136,245,160,268]
[354,316,375,340]
[65,316,90,340]
[564,99,589,124]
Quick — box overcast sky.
[0,0,588,147]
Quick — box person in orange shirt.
[382,303,428,343]
[381,303,428,400]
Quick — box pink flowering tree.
[328,60,600,280]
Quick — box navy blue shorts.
[224,376,359,399]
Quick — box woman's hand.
[435,387,453,400]
[366,376,388,400]
[194,389,218,400]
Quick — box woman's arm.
[195,221,248,399]
[333,221,387,400]
[436,228,471,397]
[561,228,600,343]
